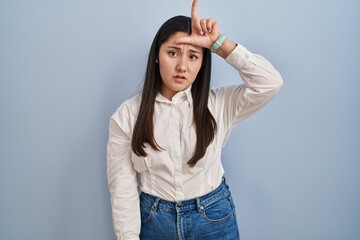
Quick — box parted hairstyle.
[131,15,217,167]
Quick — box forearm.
[107,116,141,239]
[214,44,283,126]
[215,38,237,59]
[225,44,283,91]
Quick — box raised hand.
[175,0,221,49]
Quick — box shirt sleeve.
[210,44,283,144]
[107,103,140,240]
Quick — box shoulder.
[209,85,243,101]
[110,94,142,134]
[112,94,141,118]
[208,85,245,114]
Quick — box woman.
[107,0,283,239]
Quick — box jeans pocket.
[140,197,155,223]
[200,192,235,222]
[140,203,154,223]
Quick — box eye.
[168,51,178,57]
[189,54,199,61]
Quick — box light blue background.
[1,0,359,239]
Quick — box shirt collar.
[155,86,193,105]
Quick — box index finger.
[191,0,198,19]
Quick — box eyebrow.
[167,46,202,55]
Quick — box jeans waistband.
[139,177,231,213]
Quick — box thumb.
[175,36,195,45]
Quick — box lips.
[173,75,187,83]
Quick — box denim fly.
[139,178,240,240]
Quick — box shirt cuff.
[118,235,139,240]
[225,44,252,69]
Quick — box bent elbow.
[273,69,284,91]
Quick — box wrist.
[210,34,226,53]
[215,39,237,59]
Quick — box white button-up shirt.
[107,44,283,240]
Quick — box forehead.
[162,32,202,52]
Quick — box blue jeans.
[139,178,240,240]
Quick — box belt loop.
[196,197,204,212]
[152,197,160,211]
[222,177,229,189]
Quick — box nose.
[176,56,187,73]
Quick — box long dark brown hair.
[131,15,217,167]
